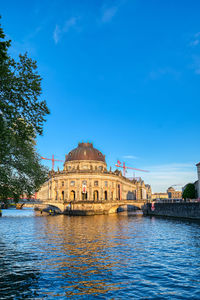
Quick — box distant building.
[196,162,200,198]
[167,187,182,199]
[152,193,168,200]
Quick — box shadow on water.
[145,214,200,226]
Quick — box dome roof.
[65,142,106,162]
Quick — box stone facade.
[38,142,151,204]
[167,187,182,199]
[196,162,200,198]
[151,193,168,200]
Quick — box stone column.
[49,181,52,200]
[136,187,141,200]
[52,181,55,200]
[76,189,79,201]
[65,189,68,202]
[48,181,50,200]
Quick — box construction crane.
[115,160,149,177]
[41,155,64,171]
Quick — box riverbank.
[143,202,200,220]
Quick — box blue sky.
[1,0,200,192]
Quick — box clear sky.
[1,0,200,192]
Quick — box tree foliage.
[0,18,50,201]
[182,183,196,200]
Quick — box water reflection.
[0,210,200,298]
[34,214,133,297]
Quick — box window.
[82,180,87,185]
[94,190,99,201]
[68,166,71,170]
[70,181,75,186]
[70,190,75,201]
[98,166,103,171]
[62,181,64,187]
[82,192,87,200]
[105,181,108,187]
[94,181,98,186]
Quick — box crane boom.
[115,161,149,177]
[41,154,64,170]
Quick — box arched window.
[70,190,75,201]
[94,181,98,186]
[104,191,107,200]
[117,184,121,200]
[93,190,99,201]
[127,191,134,200]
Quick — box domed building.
[37,142,151,212]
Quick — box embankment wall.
[143,202,200,220]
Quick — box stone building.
[196,162,200,198]
[167,187,182,199]
[37,142,151,204]
[151,193,168,200]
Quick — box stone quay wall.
[143,202,200,220]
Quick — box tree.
[0,18,50,201]
[182,183,196,200]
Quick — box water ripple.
[0,210,200,298]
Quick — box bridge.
[32,200,147,215]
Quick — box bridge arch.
[107,202,144,214]
[48,204,62,213]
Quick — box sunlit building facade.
[167,187,182,199]
[38,142,151,203]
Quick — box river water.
[0,208,200,299]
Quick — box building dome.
[65,142,106,162]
